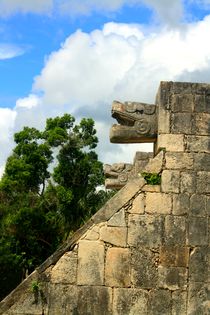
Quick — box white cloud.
[0,0,52,16]
[0,108,16,176]
[0,43,24,59]
[2,16,210,173]
[16,94,41,109]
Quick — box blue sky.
[0,0,210,174]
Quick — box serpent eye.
[126,102,137,113]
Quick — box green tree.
[0,114,110,300]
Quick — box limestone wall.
[0,81,209,315]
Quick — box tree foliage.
[0,114,112,300]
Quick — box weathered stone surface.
[161,170,180,193]
[207,196,210,215]
[47,284,77,315]
[188,282,210,315]
[190,194,206,216]
[180,172,196,194]
[158,266,187,290]
[48,284,112,315]
[157,134,184,152]
[160,246,189,267]
[195,113,210,135]
[186,135,210,153]
[131,248,158,289]
[189,246,210,282]
[77,240,104,285]
[142,184,161,192]
[171,113,195,134]
[194,94,210,113]
[171,93,194,112]
[83,225,100,241]
[165,215,186,245]
[105,248,131,287]
[172,193,190,215]
[129,193,145,214]
[165,152,194,170]
[108,208,126,226]
[145,192,172,214]
[148,289,172,315]
[92,177,145,223]
[50,250,77,284]
[197,171,210,193]
[100,225,127,247]
[113,288,148,315]
[158,108,170,133]
[110,101,157,143]
[3,282,49,315]
[172,290,187,315]
[128,214,164,247]
[194,153,210,171]
[188,217,208,246]
[103,162,133,189]
[143,150,164,173]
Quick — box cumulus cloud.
[0,43,24,59]
[2,15,210,174]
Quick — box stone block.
[180,172,196,194]
[186,135,210,153]
[188,282,210,315]
[190,194,206,216]
[77,240,104,285]
[157,134,184,152]
[158,108,170,133]
[207,196,210,216]
[145,192,172,214]
[50,251,77,284]
[160,246,189,267]
[195,94,210,112]
[171,93,194,112]
[113,288,148,315]
[142,184,161,192]
[172,290,187,315]
[171,113,195,134]
[100,225,127,247]
[92,177,145,223]
[108,208,126,226]
[161,170,180,193]
[189,246,210,282]
[165,215,186,245]
[131,248,158,289]
[83,225,100,240]
[172,193,190,215]
[194,153,210,171]
[195,113,210,135]
[105,248,131,287]
[197,171,210,193]
[148,289,172,315]
[129,193,145,214]
[188,217,208,246]
[3,282,49,315]
[165,152,194,170]
[128,214,164,248]
[143,150,164,174]
[158,266,187,290]
[49,285,112,315]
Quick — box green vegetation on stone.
[141,172,161,185]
